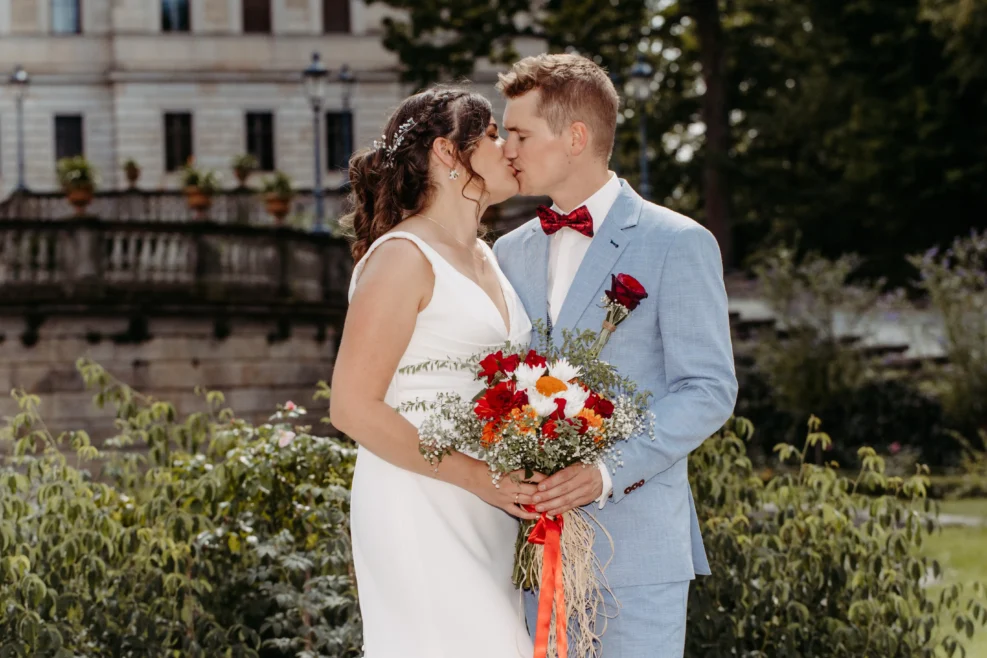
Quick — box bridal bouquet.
[404,274,654,658]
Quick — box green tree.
[372,0,647,87]
[370,0,987,279]
[720,0,987,280]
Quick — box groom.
[493,53,738,656]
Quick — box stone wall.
[0,315,338,443]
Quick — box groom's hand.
[532,463,603,517]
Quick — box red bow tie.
[537,205,594,238]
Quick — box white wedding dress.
[348,231,534,658]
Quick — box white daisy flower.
[527,391,561,418]
[548,358,581,383]
[559,386,591,418]
[514,362,546,392]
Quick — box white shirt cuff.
[595,461,613,509]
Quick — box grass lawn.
[922,499,987,657]
[938,498,987,521]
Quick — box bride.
[329,86,539,657]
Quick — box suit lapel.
[554,183,643,332]
[519,222,550,334]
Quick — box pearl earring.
[449,169,460,180]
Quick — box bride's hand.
[468,465,546,521]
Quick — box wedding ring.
[514,492,519,504]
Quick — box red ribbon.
[524,507,567,658]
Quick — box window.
[52,0,82,34]
[243,0,272,33]
[161,0,190,32]
[325,111,354,171]
[164,112,193,172]
[54,115,84,161]
[246,112,275,171]
[323,0,350,33]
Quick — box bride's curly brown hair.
[340,86,494,262]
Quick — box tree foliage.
[372,0,987,280]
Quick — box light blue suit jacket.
[493,180,738,587]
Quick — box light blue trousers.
[524,581,691,658]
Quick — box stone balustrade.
[0,216,354,443]
[0,217,353,315]
[0,188,349,225]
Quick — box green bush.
[736,246,968,467]
[0,358,359,658]
[688,416,987,657]
[749,246,887,423]
[910,230,987,437]
[736,364,954,467]
[3,358,985,656]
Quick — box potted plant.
[261,171,294,224]
[122,158,141,189]
[182,161,221,217]
[56,156,98,216]
[232,153,258,188]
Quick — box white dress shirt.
[546,172,622,508]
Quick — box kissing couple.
[330,52,738,658]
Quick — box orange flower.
[577,408,603,430]
[535,376,567,397]
[508,405,540,435]
[481,420,502,446]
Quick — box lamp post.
[9,65,30,192]
[339,64,355,176]
[626,55,654,200]
[303,52,329,231]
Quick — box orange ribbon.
[524,508,567,658]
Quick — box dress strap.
[348,231,444,301]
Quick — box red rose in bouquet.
[474,381,527,420]
[584,392,615,419]
[523,349,548,368]
[592,397,615,419]
[478,350,522,384]
[605,273,649,311]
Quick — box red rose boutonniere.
[592,273,649,355]
[606,273,649,311]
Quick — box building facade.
[0,0,533,199]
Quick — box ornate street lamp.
[626,55,654,200]
[303,52,329,231]
[9,65,30,192]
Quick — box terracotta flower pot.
[186,186,213,218]
[234,167,252,187]
[264,193,292,224]
[65,184,94,217]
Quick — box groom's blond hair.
[497,53,620,161]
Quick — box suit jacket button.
[623,487,632,495]
[637,480,645,486]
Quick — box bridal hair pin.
[372,117,419,168]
